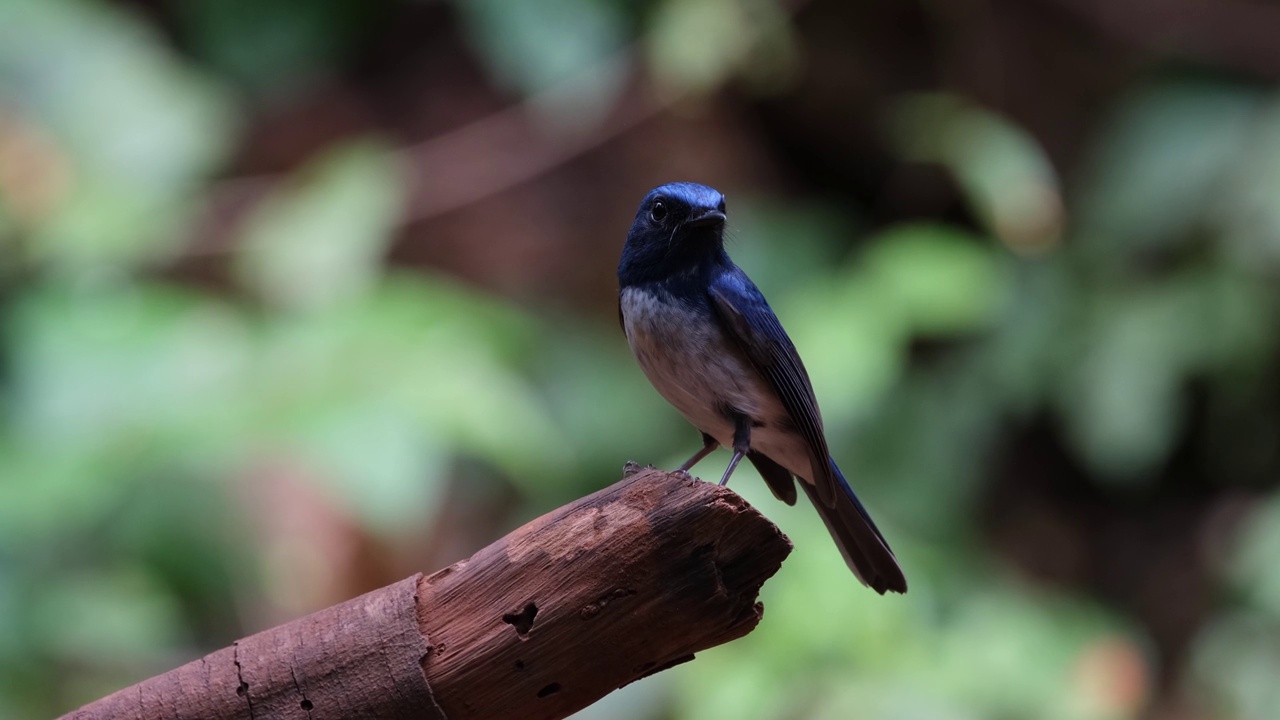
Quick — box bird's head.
[618,182,728,286]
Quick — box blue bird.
[617,182,907,594]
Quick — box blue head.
[618,182,728,287]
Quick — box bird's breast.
[620,287,739,421]
[619,286,803,472]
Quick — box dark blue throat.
[618,228,728,289]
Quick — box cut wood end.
[413,466,793,720]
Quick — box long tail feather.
[799,458,907,594]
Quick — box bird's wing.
[708,269,838,507]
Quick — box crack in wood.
[232,641,255,720]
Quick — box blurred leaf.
[1075,82,1260,262]
[0,282,251,552]
[0,0,234,189]
[457,0,627,129]
[569,674,672,720]
[6,282,250,459]
[812,680,972,720]
[847,361,1003,535]
[728,197,863,289]
[34,566,186,712]
[1229,494,1280,620]
[0,0,235,271]
[928,592,1135,720]
[34,567,184,662]
[1056,264,1276,482]
[0,108,73,237]
[767,224,1008,465]
[1056,286,1188,481]
[0,439,129,553]
[459,0,625,94]
[31,183,192,273]
[647,0,797,98]
[291,404,448,533]
[890,94,1063,254]
[1191,611,1280,720]
[675,656,787,720]
[179,0,378,97]
[235,141,405,311]
[1178,264,1279,373]
[1213,95,1280,270]
[975,255,1074,415]
[111,475,245,640]
[862,224,1010,336]
[249,274,569,518]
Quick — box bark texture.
[63,467,792,720]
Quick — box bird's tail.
[799,458,907,594]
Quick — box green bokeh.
[2,2,1279,720]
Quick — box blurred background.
[3,0,1280,718]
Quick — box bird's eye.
[649,201,668,224]
[717,198,726,213]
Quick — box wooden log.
[63,466,792,720]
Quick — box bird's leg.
[719,414,752,487]
[678,432,719,472]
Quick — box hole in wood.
[236,682,248,697]
[537,683,562,698]
[300,699,313,711]
[503,602,538,637]
[514,659,526,671]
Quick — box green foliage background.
[2,1,1280,718]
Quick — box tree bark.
[63,466,792,720]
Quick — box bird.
[617,182,907,594]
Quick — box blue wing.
[708,266,840,508]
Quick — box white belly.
[619,286,816,481]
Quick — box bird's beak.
[685,209,727,228]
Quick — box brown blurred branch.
[397,61,662,224]
[61,467,792,720]
[188,52,663,260]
